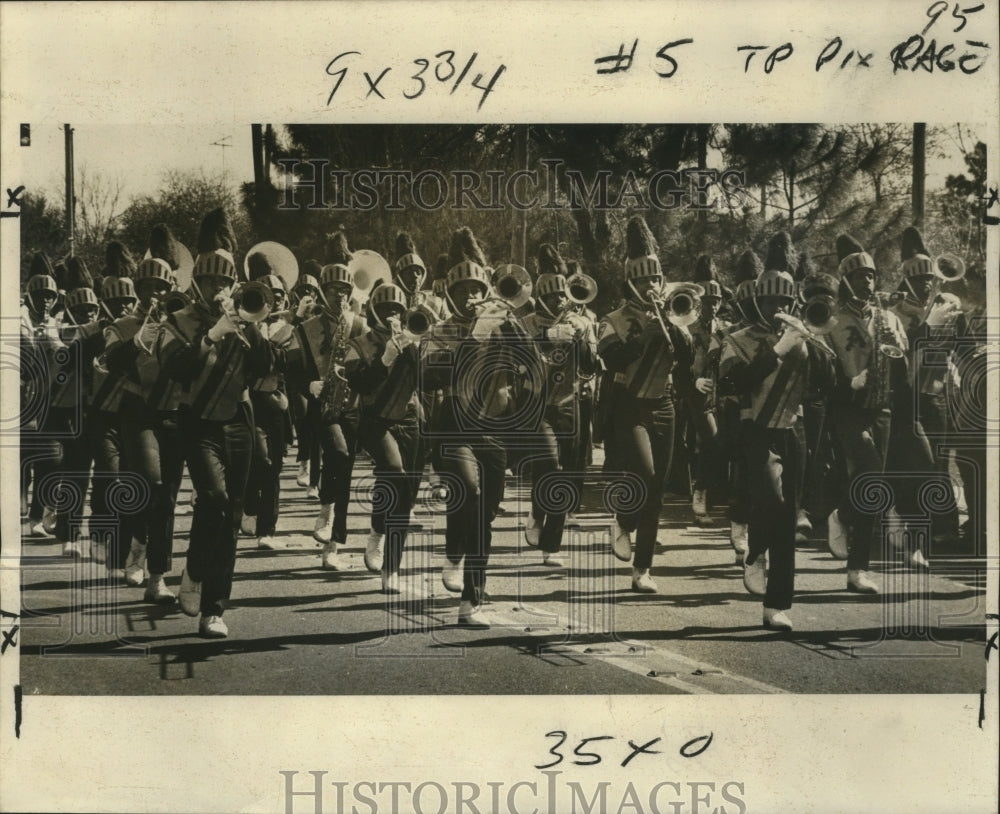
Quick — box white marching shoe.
[631,568,658,593]
[89,537,108,564]
[143,573,177,605]
[199,615,228,639]
[611,519,633,562]
[178,570,202,617]
[743,555,767,596]
[321,541,341,571]
[542,551,565,568]
[524,514,541,547]
[296,461,310,487]
[457,601,490,629]
[257,535,282,550]
[240,514,256,536]
[382,570,401,595]
[313,503,334,544]
[364,530,385,573]
[907,549,930,570]
[306,486,320,500]
[763,607,793,631]
[124,540,147,587]
[730,522,749,564]
[827,509,849,560]
[692,489,708,517]
[847,569,880,594]
[62,540,84,558]
[442,557,464,593]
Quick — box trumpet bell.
[934,253,966,282]
[879,344,906,359]
[801,294,838,335]
[404,304,437,336]
[244,241,299,292]
[233,280,275,323]
[492,264,533,309]
[663,282,704,327]
[348,250,392,306]
[565,271,598,305]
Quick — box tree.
[74,166,127,271]
[117,170,252,261]
[19,192,67,285]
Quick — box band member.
[290,260,324,498]
[686,255,729,526]
[103,224,187,601]
[718,250,764,564]
[21,257,65,537]
[288,232,366,569]
[50,284,104,557]
[825,234,909,594]
[718,233,835,631]
[597,216,693,593]
[343,282,424,592]
[887,226,961,548]
[158,208,277,638]
[243,273,295,550]
[521,244,597,566]
[420,227,515,627]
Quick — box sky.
[17,122,985,215]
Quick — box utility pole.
[64,124,75,256]
[912,123,926,226]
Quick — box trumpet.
[471,264,533,313]
[565,271,598,307]
[214,291,252,348]
[404,302,438,336]
[774,312,836,356]
[647,282,704,330]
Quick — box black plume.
[104,241,136,278]
[433,253,450,281]
[393,231,418,263]
[900,226,930,260]
[836,234,866,262]
[794,249,815,281]
[149,223,182,270]
[693,255,717,282]
[324,231,352,266]
[625,215,658,261]
[734,249,763,283]
[764,231,797,273]
[537,243,568,276]
[30,252,55,279]
[301,258,322,278]
[448,227,487,267]
[64,256,93,292]
[196,207,238,255]
[246,252,274,280]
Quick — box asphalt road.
[17,451,988,696]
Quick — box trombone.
[472,264,533,313]
[774,312,837,356]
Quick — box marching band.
[18,208,984,637]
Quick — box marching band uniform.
[718,237,835,630]
[521,246,598,565]
[158,208,276,638]
[597,216,693,593]
[344,283,424,592]
[290,266,324,496]
[420,228,514,627]
[287,234,366,569]
[20,265,65,535]
[243,275,295,550]
[104,247,185,600]
[825,235,909,594]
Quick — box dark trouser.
[433,398,507,606]
[828,404,892,571]
[718,400,749,525]
[800,398,827,518]
[744,422,801,611]
[121,404,184,576]
[568,392,593,513]
[52,409,92,544]
[609,391,675,571]
[914,391,958,535]
[316,408,359,545]
[182,404,254,617]
[359,415,422,574]
[246,392,287,537]
[24,409,68,522]
[296,393,323,486]
[529,404,579,553]
[687,395,723,501]
[667,399,691,497]
[90,409,133,568]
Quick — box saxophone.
[319,315,353,420]
[859,295,903,410]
